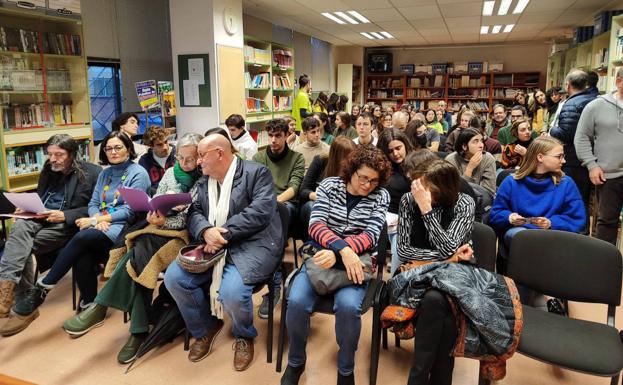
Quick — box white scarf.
[208,156,237,319]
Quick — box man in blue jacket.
[550,69,598,233]
[164,132,283,371]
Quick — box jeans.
[503,227,534,304]
[42,228,112,304]
[389,231,399,275]
[164,261,257,339]
[563,165,590,234]
[596,175,623,245]
[503,226,527,248]
[286,266,368,376]
[299,201,314,241]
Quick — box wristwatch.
[90,217,98,227]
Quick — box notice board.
[178,54,211,107]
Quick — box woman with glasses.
[490,136,585,311]
[14,131,150,328]
[61,133,203,364]
[281,146,390,385]
[374,111,393,139]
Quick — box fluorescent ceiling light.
[348,10,370,23]
[322,12,346,24]
[513,0,530,14]
[492,25,502,34]
[498,0,512,15]
[380,31,394,38]
[482,1,495,16]
[360,32,374,39]
[334,11,358,24]
[504,24,514,33]
[480,26,489,34]
[370,32,385,39]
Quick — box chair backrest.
[471,222,496,272]
[507,229,622,306]
[376,223,388,278]
[277,203,290,258]
[0,189,14,215]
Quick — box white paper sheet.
[3,192,46,214]
[188,58,205,85]
[183,79,200,106]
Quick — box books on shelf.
[368,77,403,88]
[245,72,269,89]
[273,74,292,89]
[273,49,293,68]
[244,45,271,65]
[2,103,74,130]
[450,100,489,112]
[614,28,623,62]
[407,75,443,88]
[0,26,81,56]
[246,97,270,113]
[273,95,291,111]
[594,48,609,68]
[5,140,89,177]
[406,89,444,98]
[0,68,70,92]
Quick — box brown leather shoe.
[0,309,39,336]
[188,319,224,362]
[233,337,254,371]
[0,281,15,318]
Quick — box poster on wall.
[157,81,176,117]
[135,80,159,110]
[178,54,211,107]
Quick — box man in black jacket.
[0,134,101,330]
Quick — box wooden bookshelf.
[0,5,93,192]
[337,64,363,113]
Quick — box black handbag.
[300,243,373,295]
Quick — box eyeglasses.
[198,147,221,159]
[176,155,198,164]
[355,170,380,187]
[544,153,565,161]
[104,145,126,153]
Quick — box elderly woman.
[61,133,204,364]
[281,146,390,385]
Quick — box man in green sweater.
[252,118,305,319]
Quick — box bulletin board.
[178,54,211,107]
[216,45,245,123]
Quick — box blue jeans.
[286,266,368,376]
[503,227,534,304]
[503,226,527,248]
[388,231,399,275]
[164,262,257,339]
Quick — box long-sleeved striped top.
[397,192,475,263]
[308,176,390,255]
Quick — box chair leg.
[267,282,274,363]
[276,282,288,372]
[478,371,491,385]
[292,238,298,269]
[610,373,620,385]
[382,328,388,350]
[123,312,128,324]
[183,330,190,351]
[369,303,382,385]
[395,334,401,347]
[72,269,77,311]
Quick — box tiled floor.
[1,247,621,385]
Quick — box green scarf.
[173,162,200,192]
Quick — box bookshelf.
[337,64,362,113]
[243,36,294,148]
[608,14,623,92]
[364,71,541,115]
[0,5,92,192]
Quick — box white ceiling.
[242,0,623,46]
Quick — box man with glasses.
[576,67,623,244]
[0,134,101,324]
[497,105,538,146]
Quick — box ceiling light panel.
[513,0,530,14]
[492,25,502,34]
[504,24,514,33]
[360,32,374,39]
[348,10,370,23]
[380,31,394,38]
[482,1,495,16]
[334,11,358,24]
[322,12,346,24]
[370,32,385,39]
[498,0,512,15]
[480,26,489,34]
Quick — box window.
[88,62,122,141]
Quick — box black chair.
[182,202,289,364]
[276,225,388,385]
[0,189,15,242]
[504,230,623,385]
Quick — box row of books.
[493,88,523,98]
[273,74,292,89]
[245,72,269,89]
[2,103,74,130]
[369,90,403,98]
[273,96,292,111]
[273,49,293,68]
[0,27,82,56]
[594,48,609,68]
[368,78,403,88]
[244,45,271,65]
[246,97,270,113]
[407,75,444,88]
[613,28,623,62]
[450,100,489,111]
[5,141,89,177]
[449,76,488,88]
[408,100,441,111]
[0,69,71,91]
[406,89,444,98]
[448,89,489,98]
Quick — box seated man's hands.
[43,210,65,223]
[203,227,228,254]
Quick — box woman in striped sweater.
[281,146,391,385]
[397,156,475,385]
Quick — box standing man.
[0,134,101,327]
[164,133,282,369]
[292,74,312,134]
[551,69,599,233]
[575,67,623,244]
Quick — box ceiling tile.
[425,36,455,44]
[438,2,483,17]
[570,0,612,9]
[512,23,549,32]
[449,27,480,35]
[375,20,416,31]
[479,15,519,25]
[293,0,350,12]
[445,16,481,28]
[292,13,339,26]
[523,0,573,12]
[452,35,480,43]
[416,27,451,37]
[409,18,445,29]
[390,0,437,5]
[357,8,404,22]
[400,36,428,45]
[437,0,483,3]
[340,0,393,9]
[517,12,560,23]
[398,5,442,20]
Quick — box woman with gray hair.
[61,132,204,365]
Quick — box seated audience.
[528,89,548,133]
[0,134,101,336]
[444,109,475,152]
[353,112,378,146]
[334,112,358,139]
[61,133,203,363]
[445,128,496,197]
[285,116,301,149]
[386,105,395,115]
[280,146,390,385]
[11,131,150,333]
[313,92,328,114]
[372,104,383,124]
[391,110,409,131]
[100,112,149,159]
[435,109,449,133]
[405,119,440,152]
[139,125,176,191]
[471,116,501,156]
[164,132,283,370]
[424,109,444,134]
[226,114,258,160]
[514,90,530,118]
[350,104,360,123]
[486,104,510,141]
[374,111,392,139]
[313,111,335,145]
[501,119,533,169]
[498,105,538,145]
[294,117,330,172]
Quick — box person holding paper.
[61,133,203,364]
[9,131,150,335]
[0,134,101,336]
[164,132,282,370]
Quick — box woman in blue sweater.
[14,131,150,322]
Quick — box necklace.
[101,169,129,215]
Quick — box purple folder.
[118,187,192,214]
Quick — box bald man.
[391,110,409,131]
[164,132,283,370]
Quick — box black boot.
[281,364,305,385]
[337,371,354,385]
[13,284,48,316]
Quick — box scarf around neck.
[267,144,289,163]
[173,162,201,192]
